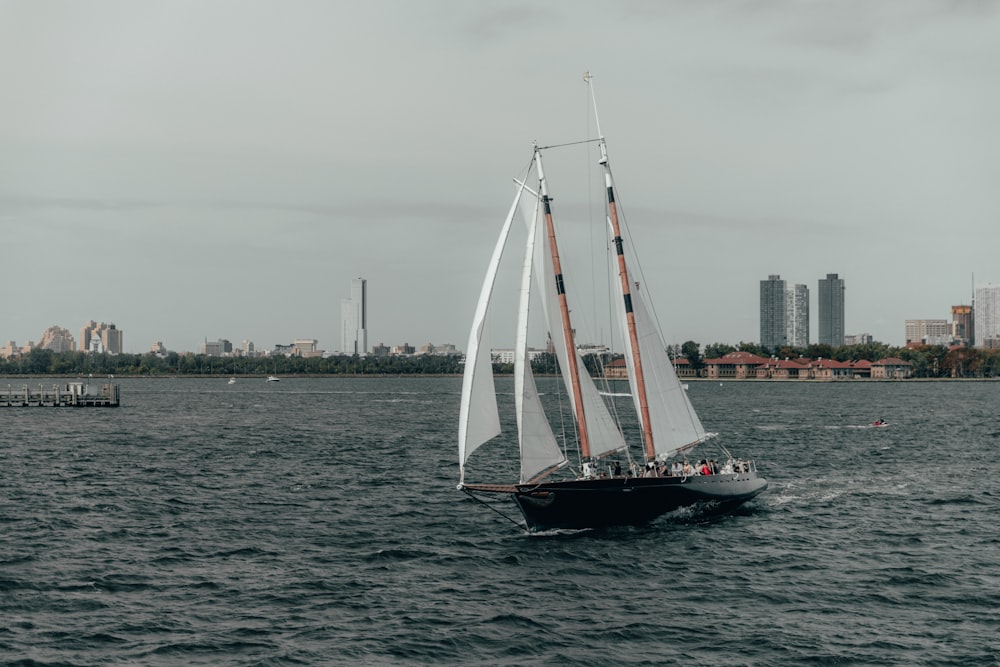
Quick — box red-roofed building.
[672,357,698,378]
[755,358,811,379]
[871,357,913,379]
[810,358,854,380]
[703,351,769,379]
[850,359,873,378]
[603,357,628,379]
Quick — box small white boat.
[267,376,280,383]
[228,377,236,385]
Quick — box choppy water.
[1,377,998,666]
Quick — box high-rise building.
[948,305,973,346]
[79,321,123,354]
[760,275,808,350]
[951,305,973,347]
[39,325,76,352]
[817,274,845,347]
[786,283,810,348]
[905,319,950,345]
[201,338,232,356]
[341,277,368,355]
[760,275,786,350]
[974,285,1000,348]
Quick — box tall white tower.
[974,284,1000,348]
[341,277,368,355]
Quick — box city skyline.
[3,3,999,352]
[4,271,994,356]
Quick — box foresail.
[516,195,566,483]
[458,183,527,482]
[624,285,709,460]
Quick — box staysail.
[515,192,566,482]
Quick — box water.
[1,377,998,666]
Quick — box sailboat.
[457,75,767,532]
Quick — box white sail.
[618,278,710,460]
[531,197,627,460]
[458,182,527,483]
[515,195,566,482]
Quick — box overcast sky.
[2,0,998,354]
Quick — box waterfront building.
[759,275,787,350]
[870,357,913,379]
[974,285,1000,348]
[341,277,368,355]
[703,351,770,379]
[80,321,123,354]
[905,319,950,346]
[817,274,845,347]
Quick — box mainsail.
[619,281,711,460]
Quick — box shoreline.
[2,374,996,382]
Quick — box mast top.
[584,71,608,164]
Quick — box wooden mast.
[535,146,591,460]
[601,140,654,461]
[587,73,656,462]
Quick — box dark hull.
[511,473,767,532]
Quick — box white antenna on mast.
[584,70,604,140]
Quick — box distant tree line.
[3,343,1000,378]
[0,350,463,377]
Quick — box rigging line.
[535,138,602,151]
[462,488,526,530]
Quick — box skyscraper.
[341,277,368,355]
[950,305,973,346]
[817,273,845,347]
[786,283,810,348]
[760,275,786,350]
[974,285,1000,348]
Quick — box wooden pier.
[0,382,120,407]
